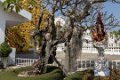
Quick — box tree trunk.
[64,41,71,73]
[64,27,83,73]
[70,27,83,72]
[44,40,51,73]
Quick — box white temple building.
[55,16,120,55]
[0,0,32,65]
[0,0,31,44]
[82,30,120,55]
[57,30,120,55]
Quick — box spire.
[92,11,106,42]
[95,11,104,30]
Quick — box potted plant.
[0,42,12,68]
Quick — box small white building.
[0,0,32,65]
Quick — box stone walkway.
[80,53,120,60]
[56,51,120,60]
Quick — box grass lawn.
[0,66,64,80]
[0,67,120,80]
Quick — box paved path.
[56,51,120,60]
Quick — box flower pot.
[1,57,8,68]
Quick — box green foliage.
[64,71,83,80]
[22,45,30,53]
[6,27,29,52]
[0,66,64,80]
[0,68,120,80]
[1,0,22,13]
[0,42,12,57]
[4,0,48,52]
[110,30,120,37]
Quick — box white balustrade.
[16,58,38,67]
[82,43,120,55]
[15,58,120,71]
[16,58,62,67]
[73,31,120,55]
[76,59,120,71]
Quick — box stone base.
[94,68,110,76]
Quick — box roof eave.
[0,0,32,20]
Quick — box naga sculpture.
[91,12,109,76]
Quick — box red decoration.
[92,11,106,42]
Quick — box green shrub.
[1,68,120,80]
[0,42,12,57]
[64,70,95,80]
[64,71,83,80]
[0,66,64,80]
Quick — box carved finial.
[95,11,104,31]
[92,11,106,42]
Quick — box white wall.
[0,48,16,66]
[0,6,28,22]
[57,30,120,55]
[4,11,28,22]
[0,24,5,44]
[0,6,31,44]
[0,5,31,66]
[0,10,5,44]
[0,0,32,20]
[8,48,16,65]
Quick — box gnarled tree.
[2,0,120,76]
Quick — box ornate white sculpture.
[91,12,110,76]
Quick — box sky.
[103,2,120,31]
[54,1,120,31]
[104,2,120,20]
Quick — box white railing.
[16,58,38,67]
[76,59,120,71]
[16,58,62,67]
[82,47,120,55]
[57,43,120,55]
[16,58,120,71]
